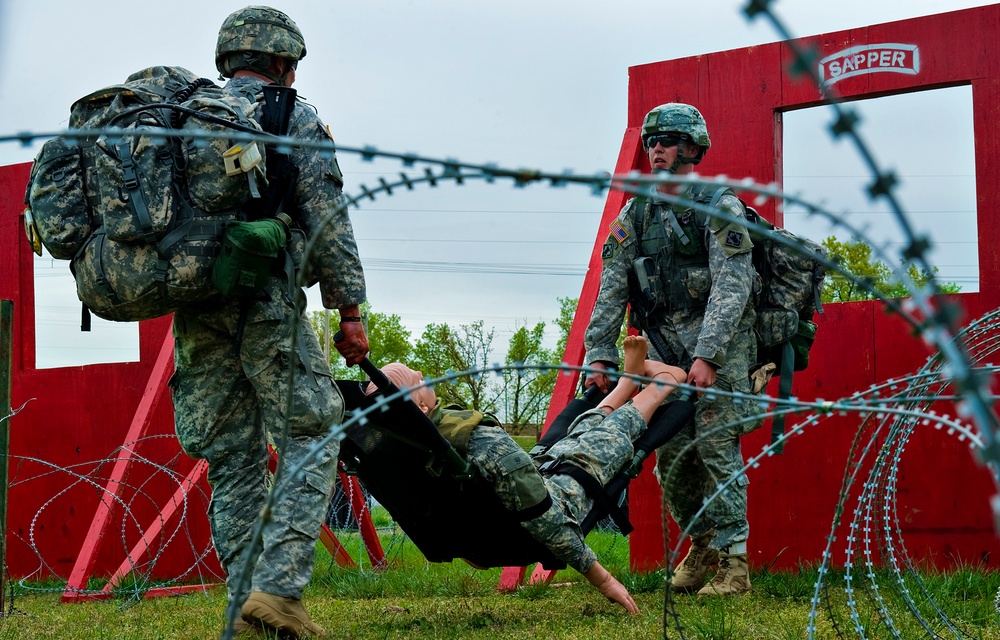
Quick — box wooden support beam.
[0,300,13,614]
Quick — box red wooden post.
[318,524,357,569]
[340,472,386,569]
[91,459,214,598]
[62,328,175,602]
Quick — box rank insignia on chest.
[609,219,629,244]
[725,230,745,248]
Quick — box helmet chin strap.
[233,51,293,86]
[668,139,702,173]
[648,135,705,175]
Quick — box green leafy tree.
[553,296,577,359]
[822,236,961,303]
[502,321,556,434]
[308,302,413,379]
[411,320,500,412]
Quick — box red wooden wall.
[0,163,216,580]
[555,4,1000,571]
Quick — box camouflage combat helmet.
[216,6,307,80]
[642,103,711,164]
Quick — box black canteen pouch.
[211,215,289,297]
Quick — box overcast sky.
[0,0,988,368]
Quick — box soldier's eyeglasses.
[645,134,682,149]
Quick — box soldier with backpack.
[583,103,762,596]
[169,7,368,638]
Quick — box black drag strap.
[513,493,554,523]
[770,340,795,455]
[539,460,633,536]
[628,397,696,471]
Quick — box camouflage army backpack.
[739,196,827,453]
[731,199,827,376]
[23,66,269,323]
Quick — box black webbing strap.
[770,340,795,455]
[115,141,157,245]
[512,493,554,523]
[539,460,633,535]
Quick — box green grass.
[510,435,537,453]
[2,532,999,639]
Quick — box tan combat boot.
[697,552,751,596]
[241,591,326,638]
[228,617,260,637]
[669,529,720,593]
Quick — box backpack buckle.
[537,459,561,476]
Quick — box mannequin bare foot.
[623,335,648,377]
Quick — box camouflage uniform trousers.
[654,326,762,551]
[464,404,646,573]
[171,279,343,605]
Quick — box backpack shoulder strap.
[701,186,740,232]
[626,195,647,241]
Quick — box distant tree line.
[820,236,961,303]
[309,297,579,434]
[310,236,955,433]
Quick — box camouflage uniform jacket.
[585,186,755,378]
[226,76,366,309]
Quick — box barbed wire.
[2,6,997,638]
[5,352,995,634]
[742,2,998,639]
[6,126,996,636]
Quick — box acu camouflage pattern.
[586,187,755,369]
[216,5,307,78]
[170,75,364,604]
[25,66,267,321]
[528,404,648,573]
[654,325,762,551]
[456,403,647,574]
[171,277,344,603]
[642,103,711,151]
[584,186,763,552]
[747,218,827,360]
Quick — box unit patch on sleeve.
[725,230,745,248]
[609,219,629,244]
[601,242,614,259]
